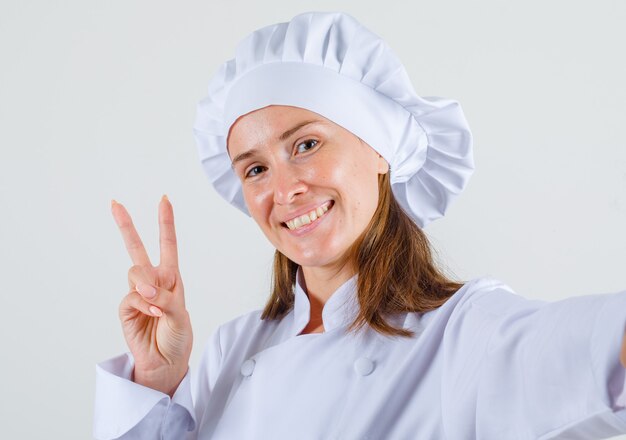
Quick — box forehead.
[226,105,332,154]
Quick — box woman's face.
[227,105,389,271]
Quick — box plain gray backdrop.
[1,0,625,438]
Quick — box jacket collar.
[291,267,359,336]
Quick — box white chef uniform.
[94,270,626,439]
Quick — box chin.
[283,246,349,269]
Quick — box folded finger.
[120,291,162,318]
[131,281,183,318]
[127,264,151,289]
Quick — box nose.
[271,165,307,205]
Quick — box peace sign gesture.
[112,195,193,397]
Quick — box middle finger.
[158,195,179,269]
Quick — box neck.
[300,260,356,312]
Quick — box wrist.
[133,364,188,397]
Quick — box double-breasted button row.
[240,356,376,377]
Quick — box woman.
[94,11,626,439]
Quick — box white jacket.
[94,275,626,439]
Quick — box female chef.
[94,11,626,440]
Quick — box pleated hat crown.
[193,11,474,228]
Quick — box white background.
[1,0,625,438]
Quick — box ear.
[376,154,390,175]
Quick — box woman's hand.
[111,195,193,397]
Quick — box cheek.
[321,156,378,224]
[243,186,272,224]
[346,161,379,218]
[317,152,359,185]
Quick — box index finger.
[158,194,179,268]
[111,200,152,266]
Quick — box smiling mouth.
[282,201,334,231]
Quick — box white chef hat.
[193,11,474,228]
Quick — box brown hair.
[259,171,466,338]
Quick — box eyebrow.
[230,119,322,168]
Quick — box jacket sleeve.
[93,326,222,440]
[473,284,626,439]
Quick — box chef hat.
[193,11,474,228]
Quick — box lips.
[281,201,334,231]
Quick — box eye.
[245,165,266,178]
[295,139,319,155]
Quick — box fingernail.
[161,194,169,202]
[111,199,118,208]
[149,306,162,317]
[136,283,157,298]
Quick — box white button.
[240,359,256,377]
[354,357,375,376]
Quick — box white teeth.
[285,203,331,231]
